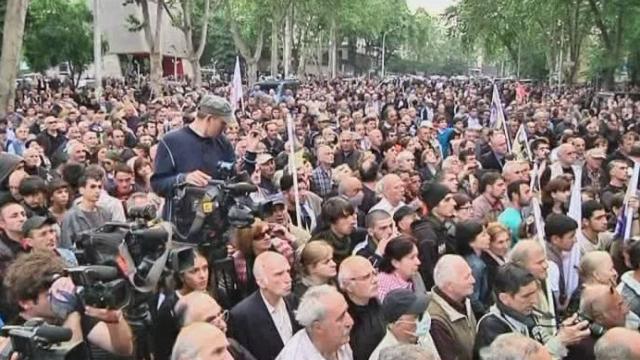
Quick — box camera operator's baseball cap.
[22,215,56,237]
[585,148,606,160]
[257,153,274,165]
[197,95,237,127]
[382,289,430,323]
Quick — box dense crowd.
[0,75,639,360]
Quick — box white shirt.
[369,197,405,216]
[277,329,352,360]
[261,291,293,345]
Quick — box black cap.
[382,289,430,323]
[393,205,418,224]
[420,182,451,210]
[22,215,56,236]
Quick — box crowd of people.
[0,75,639,360]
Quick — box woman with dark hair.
[232,219,294,296]
[133,157,153,192]
[541,177,571,218]
[456,221,492,318]
[376,235,425,302]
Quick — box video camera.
[76,205,195,295]
[0,319,84,360]
[65,266,131,310]
[172,163,259,259]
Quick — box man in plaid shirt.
[311,144,334,198]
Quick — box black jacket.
[411,214,455,289]
[228,291,299,360]
[479,151,504,172]
[346,296,386,360]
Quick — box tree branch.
[587,0,612,49]
[162,0,181,29]
[252,24,265,62]
[194,0,213,59]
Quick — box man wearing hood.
[0,153,25,201]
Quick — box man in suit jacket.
[228,251,298,360]
[480,132,509,171]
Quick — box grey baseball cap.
[197,95,237,126]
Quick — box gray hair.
[295,284,338,327]
[171,322,220,360]
[508,240,541,267]
[479,333,545,360]
[379,344,434,360]
[594,336,633,360]
[433,254,465,288]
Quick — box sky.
[406,0,457,15]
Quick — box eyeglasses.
[253,230,270,241]
[206,309,229,324]
[349,270,378,282]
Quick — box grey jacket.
[60,205,112,249]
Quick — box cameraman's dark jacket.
[474,303,567,360]
[150,126,257,220]
[411,214,455,289]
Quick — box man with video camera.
[474,263,590,359]
[2,251,133,358]
[151,95,260,220]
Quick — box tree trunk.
[141,0,164,97]
[283,2,292,77]
[191,59,202,87]
[270,20,279,77]
[246,60,258,85]
[328,17,337,78]
[0,0,29,115]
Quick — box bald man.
[594,327,640,360]
[369,174,406,215]
[173,292,257,360]
[541,143,577,187]
[228,252,298,360]
[338,176,365,226]
[171,322,232,360]
[338,256,385,360]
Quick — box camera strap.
[117,221,174,293]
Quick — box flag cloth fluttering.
[489,84,512,152]
[230,56,244,112]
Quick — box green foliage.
[23,0,93,84]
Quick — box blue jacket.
[151,126,255,219]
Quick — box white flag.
[489,84,512,151]
[230,56,243,112]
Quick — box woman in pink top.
[376,235,424,302]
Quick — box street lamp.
[381,25,401,78]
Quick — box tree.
[226,0,268,85]
[23,0,93,88]
[125,0,166,97]
[164,0,217,87]
[0,0,29,115]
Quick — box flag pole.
[531,196,557,328]
[285,113,303,228]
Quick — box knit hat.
[420,182,451,210]
[455,221,484,245]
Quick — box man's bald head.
[171,322,232,360]
[580,284,628,329]
[594,327,640,360]
[338,255,373,288]
[253,251,288,282]
[338,176,363,198]
[174,291,225,331]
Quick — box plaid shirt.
[311,166,333,198]
[377,271,413,303]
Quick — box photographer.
[3,251,133,358]
[474,263,590,359]
[150,95,260,220]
